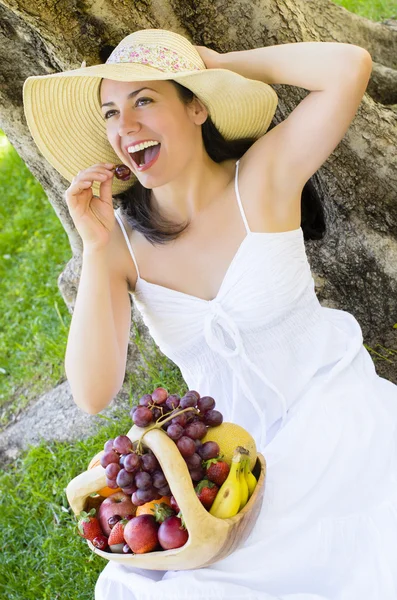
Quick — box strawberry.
[195,479,219,510]
[152,502,175,524]
[78,509,104,541]
[204,457,230,487]
[108,519,128,546]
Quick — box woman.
[23,29,397,599]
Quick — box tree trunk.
[1,0,396,386]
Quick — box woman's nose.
[117,111,140,137]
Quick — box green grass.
[332,0,396,20]
[0,131,72,427]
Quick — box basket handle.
[66,465,107,515]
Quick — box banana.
[244,452,257,498]
[209,448,243,519]
[238,451,249,510]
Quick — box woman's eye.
[104,109,117,120]
[103,98,152,120]
[135,97,152,107]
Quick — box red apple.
[98,492,136,536]
[158,516,189,550]
[123,515,160,554]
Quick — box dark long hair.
[99,48,326,245]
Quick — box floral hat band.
[106,43,202,73]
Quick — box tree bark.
[1,0,396,386]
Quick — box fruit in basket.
[92,535,109,550]
[201,423,257,470]
[78,508,103,541]
[238,453,249,510]
[244,453,258,497]
[136,497,172,517]
[108,519,128,553]
[195,479,219,510]
[123,514,160,554]
[158,515,189,550]
[197,441,220,460]
[202,409,223,426]
[98,492,136,536]
[88,452,121,497]
[209,448,244,519]
[204,458,230,487]
[170,495,180,512]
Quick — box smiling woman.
[22,27,397,600]
[99,74,324,245]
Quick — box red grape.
[171,413,188,428]
[106,477,119,489]
[130,406,138,418]
[131,491,147,506]
[113,435,133,455]
[185,452,202,469]
[198,441,220,460]
[152,387,168,405]
[124,452,141,473]
[100,450,120,468]
[180,395,197,409]
[197,396,215,413]
[123,544,132,554]
[187,390,200,400]
[166,423,184,441]
[92,535,108,550]
[116,468,135,489]
[184,421,207,440]
[135,487,158,503]
[141,453,160,473]
[157,484,171,497]
[114,164,132,180]
[103,439,114,452]
[165,394,180,410]
[138,394,153,407]
[133,406,154,427]
[105,463,121,479]
[189,466,205,481]
[121,484,138,495]
[108,515,122,529]
[194,439,203,451]
[119,454,129,467]
[170,496,180,512]
[135,471,152,490]
[203,409,223,427]
[177,436,196,458]
[152,470,167,489]
[152,407,162,420]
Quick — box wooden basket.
[66,423,266,570]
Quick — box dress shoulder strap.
[114,208,141,278]
[234,160,251,234]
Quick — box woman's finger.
[70,180,92,196]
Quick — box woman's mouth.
[127,141,161,173]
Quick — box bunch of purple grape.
[100,389,224,503]
[131,388,223,483]
[100,435,170,505]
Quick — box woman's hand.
[195,46,222,70]
[64,163,116,252]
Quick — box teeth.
[127,140,159,154]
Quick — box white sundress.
[95,160,397,600]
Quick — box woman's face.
[99,79,208,188]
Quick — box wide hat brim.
[23,49,278,196]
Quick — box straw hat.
[23,29,278,195]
